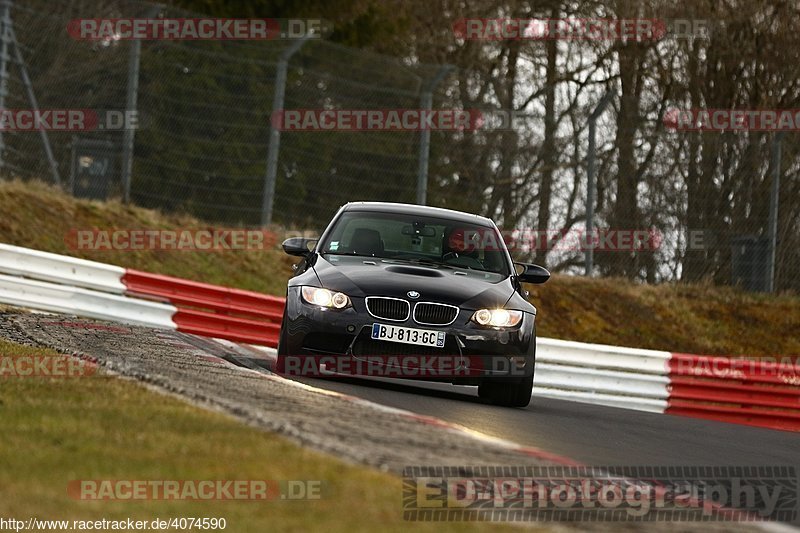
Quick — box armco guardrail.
[0,243,797,432]
[0,244,282,345]
[123,270,285,321]
[0,272,176,328]
[667,354,800,432]
[533,338,672,413]
[0,243,126,293]
[123,270,283,345]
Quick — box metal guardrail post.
[9,23,60,185]
[585,91,613,276]
[121,4,161,204]
[0,0,11,174]
[0,0,60,185]
[416,65,453,206]
[767,131,786,293]
[261,35,311,227]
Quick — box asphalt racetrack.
[283,374,800,467]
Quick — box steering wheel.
[443,252,484,269]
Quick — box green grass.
[1,179,799,356]
[0,339,519,532]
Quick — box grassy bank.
[0,180,293,296]
[0,339,516,532]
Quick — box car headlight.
[471,308,523,328]
[301,286,351,309]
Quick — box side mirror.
[514,262,550,284]
[282,237,317,257]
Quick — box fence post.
[585,91,613,276]
[10,24,60,185]
[261,36,311,227]
[0,0,60,184]
[121,4,160,204]
[416,65,453,206]
[767,131,786,293]
[0,0,10,174]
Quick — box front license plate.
[371,323,445,348]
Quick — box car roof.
[341,202,495,227]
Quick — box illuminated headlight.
[301,287,351,309]
[471,309,523,328]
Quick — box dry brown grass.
[528,275,800,356]
[0,180,294,295]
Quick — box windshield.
[319,210,511,276]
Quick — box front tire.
[478,376,533,407]
[277,327,288,357]
[275,309,289,373]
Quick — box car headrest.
[350,227,384,256]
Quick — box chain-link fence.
[2,0,799,293]
[582,125,800,292]
[5,0,449,227]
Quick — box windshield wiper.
[322,251,378,258]
[326,254,480,271]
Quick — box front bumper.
[280,287,536,384]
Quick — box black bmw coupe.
[277,202,549,407]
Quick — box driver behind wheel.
[442,227,484,269]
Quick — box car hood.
[311,255,517,310]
